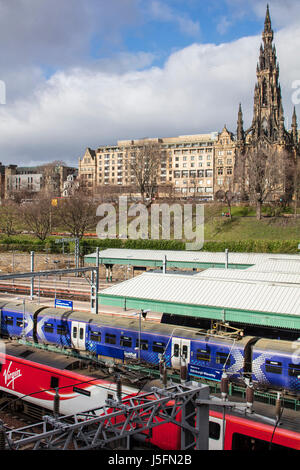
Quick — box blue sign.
[55,299,73,310]
[188,364,222,382]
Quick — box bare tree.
[292,156,300,218]
[0,201,19,236]
[57,191,98,239]
[6,188,35,204]
[22,197,54,241]
[215,189,235,219]
[128,141,161,201]
[236,146,288,220]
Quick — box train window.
[90,331,101,342]
[105,333,116,345]
[57,325,67,335]
[216,352,231,366]
[209,421,221,440]
[44,323,54,334]
[73,387,91,397]
[173,344,180,358]
[5,316,13,326]
[182,345,188,359]
[231,433,293,451]
[153,342,166,354]
[136,339,148,351]
[73,326,77,338]
[196,349,211,362]
[120,335,132,348]
[16,318,24,328]
[50,376,59,389]
[288,364,300,377]
[265,360,282,375]
[79,328,84,340]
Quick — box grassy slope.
[203,205,300,242]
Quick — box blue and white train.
[1,300,300,394]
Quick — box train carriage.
[252,338,300,394]
[188,335,256,383]
[0,301,45,340]
[33,307,74,348]
[1,342,300,451]
[0,341,139,417]
[1,301,300,395]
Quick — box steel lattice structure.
[3,382,210,451]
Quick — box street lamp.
[133,309,150,362]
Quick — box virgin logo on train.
[3,361,22,389]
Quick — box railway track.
[0,283,90,301]
[0,280,116,301]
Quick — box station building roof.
[98,272,300,330]
[246,259,300,274]
[85,248,300,270]
[195,268,300,286]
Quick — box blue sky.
[0,0,300,166]
[89,1,265,67]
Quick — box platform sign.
[188,364,223,382]
[55,299,73,310]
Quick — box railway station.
[0,246,300,451]
[90,248,300,335]
[1,0,300,453]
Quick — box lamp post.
[132,309,150,362]
[138,309,150,362]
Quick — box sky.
[1,0,300,167]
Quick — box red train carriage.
[0,341,139,417]
[1,341,300,451]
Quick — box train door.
[209,416,225,450]
[171,337,191,369]
[71,321,86,350]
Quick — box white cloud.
[225,0,300,28]
[1,20,300,166]
[217,16,232,35]
[149,1,201,38]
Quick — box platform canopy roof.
[245,259,300,274]
[195,268,300,286]
[98,271,300,330]
[85,248,300,270]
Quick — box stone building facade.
[78,6,299,202]
[3,163,77,201]
[234,5,299,202]
[79,133,218,200]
